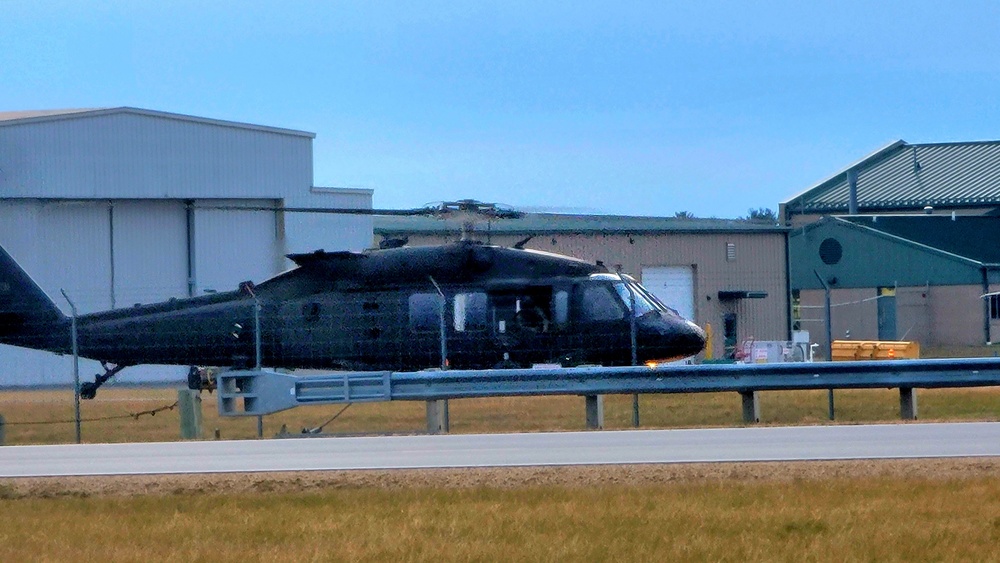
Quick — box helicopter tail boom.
[0,244,68,351]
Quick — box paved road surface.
[2,422,999,477]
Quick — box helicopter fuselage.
[2,241,707,376]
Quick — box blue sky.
[3,1,999,218]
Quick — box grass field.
[3,386,1000,561]
[1,385,998,445]
[2,462,1000,562]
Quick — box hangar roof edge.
[781,139,1000,215]
[781,140,905,209]
[0,107,316,138]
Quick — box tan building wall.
[799,284,988,357]
[897,287,931,344]
[395,231,789,358]
[928,285,988,346]
[798,288,877,354]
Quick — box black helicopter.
[0,202,706,397]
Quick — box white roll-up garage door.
[641,266,695,321]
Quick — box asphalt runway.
[2,422,999,477]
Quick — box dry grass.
[1,386,999,445]
[3,379,998,561]
[2,460,1000,562]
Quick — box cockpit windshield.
[612,281,660,317]
[631,281,684,318]
[586,273,685,319]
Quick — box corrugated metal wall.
[112,201,189,307]
[790,220,982,289]
[0,111,375,386]
[193,199,283,294]
[0,198,290,385]
[789,219,992,351]
[0,200,114,385]
[283,188,375,255]
[0,112,313,199]
[799,284,986,356]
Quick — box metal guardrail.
[218,357,1000,418]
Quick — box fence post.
[426,399,449,434]
[740,391,761,423]
[899,387,918,420]
[585,395,604,429]
[0,413,5,446]
[178,389,203,439]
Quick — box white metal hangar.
[0,107,372,386]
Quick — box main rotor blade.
[193,205,436,216]
[193,201,522,219]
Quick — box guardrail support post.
[899,387,918,420]
[178,389,203,439]
[426,399,449,434]
[585,395,604,429]
[740,391,760,423]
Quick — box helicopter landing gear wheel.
[80,362,128,399]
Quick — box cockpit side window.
[453,292,488,332]
[409,293,443,333]
[578,283,625,321]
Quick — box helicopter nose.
[676,320,707,356]
[637,315,707,360]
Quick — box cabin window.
[489,289,556,333]
[553,290,569,326]
[516,295,549,332]
[409,293,443,332]
[454,292,488,332]
[579,284,625,321]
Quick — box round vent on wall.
[819,238,842,265]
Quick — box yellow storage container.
[830,340,920,361]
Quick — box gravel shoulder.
[3,457,999,499]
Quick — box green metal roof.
[375,213,787,236]
[783,140,1000,214]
